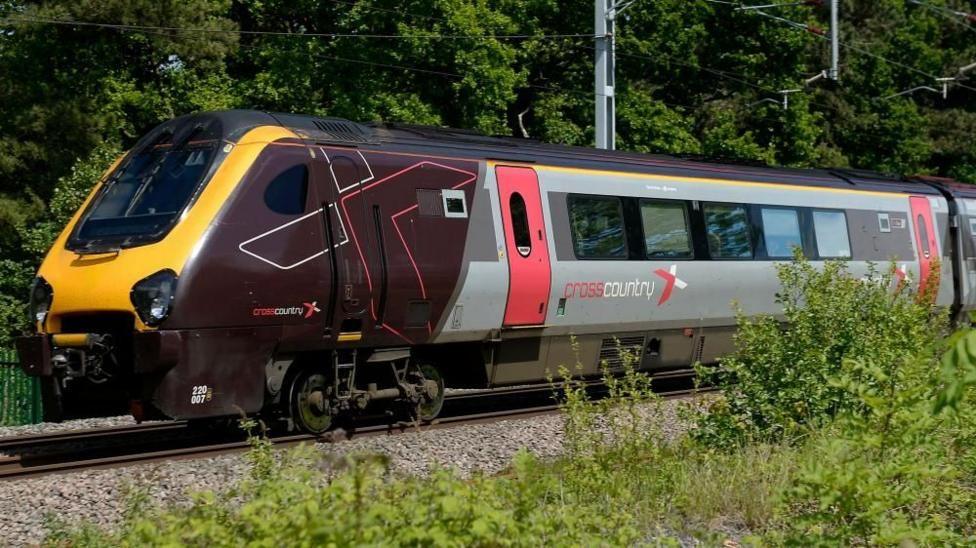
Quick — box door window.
[510,192,532,257]
[917,215,931,259]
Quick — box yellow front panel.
[38,125,299,333]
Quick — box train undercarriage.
[18,328,448,434]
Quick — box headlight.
[28,277,53,326]
[130,270,178,327]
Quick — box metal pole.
[829,0,839,81]
[595,0,615,150]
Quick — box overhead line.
[1,14,702,113]
[907,0,976,35]
[325,0,446,23]
[233,41,704,113]
[742,7,976,94]
[0,15,598,40]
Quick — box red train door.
[909,196,939,294]
[496,166,551,326]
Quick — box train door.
[314,148,375,339]
[910,196,939,294]
[496,166,551,326]
[955,199,976,312]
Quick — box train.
[14,109,976,433]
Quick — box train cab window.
[263,164,308,215]
[639,200,692,258]
[510,193,532,257]
[703,203,752,258]
[568,195,628,259]
[812,210,851,258]
[761,207,803,257]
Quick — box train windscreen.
[67,117,224,251]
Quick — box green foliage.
[694,251,947,446]
[0,347,41,425]
[689,254,976,544]
[49,360,683,546]
[20,142,121,258]
[769,327,976,544]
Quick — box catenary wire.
[0,15,598,40]
[738,6,976,93]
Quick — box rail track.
[0,374,713,481]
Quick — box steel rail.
[0,421,189,451]
[0,384,714,481]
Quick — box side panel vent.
[598,336,644,370]
[416,189,445,216]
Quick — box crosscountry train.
[15,110,976,433]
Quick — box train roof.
[194,109,961,197]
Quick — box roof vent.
[269,112,376,144]
[310,119,373,143]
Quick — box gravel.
[0,416,153,441]
[0,396,704,547]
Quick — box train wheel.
[415,363,445,422]
[289,370,334,435]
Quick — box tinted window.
[813,210,851,258]
[263,164,308,215]
[704,203,752,258]
[917,215,931,258]
[510,193,532,257]
[76,143,216,242]
[761,207,802,257]
[568,196,627,259]
[640,200,692,258]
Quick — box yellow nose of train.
[36,123,299,334]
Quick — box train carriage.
[14,110,974,432]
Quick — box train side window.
[568,195,628,259]
[263,164,309,215]
[760,207,803,257]
[703,203,752,258]
[812,210,851,258]
[510,193,532,257]
[639,199,692,258]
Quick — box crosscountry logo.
[563,264,688,306]
[653,265,688,305]
[302,301,321,319]
[252,301,322,318]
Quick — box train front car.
[15,111,466,431]
[14,112,264,421]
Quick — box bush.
[693,252,948,446]
[47,360,686,546]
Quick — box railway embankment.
[0,395,700,546]
[7,256,976,546]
